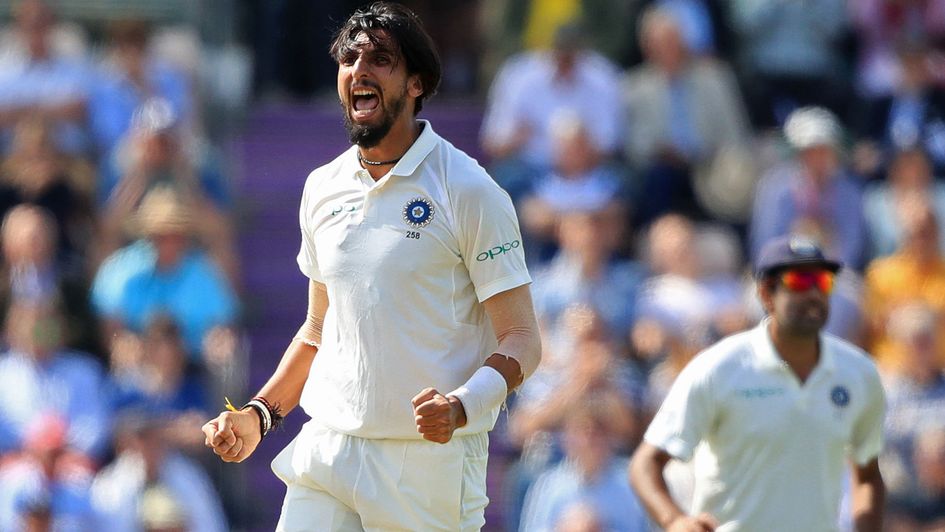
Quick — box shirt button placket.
[349,170,369,224]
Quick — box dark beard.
[342,89,406,148]
[783,299,829,336]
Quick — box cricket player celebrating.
[202,3,541,530]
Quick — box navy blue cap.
[755,235,842,278]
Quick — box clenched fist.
[411,387,467,444]
[202,409,262,463]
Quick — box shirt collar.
[389,119,437,177]
[345,119,438,181]
[749,317,836,374]
[749,318,783,371]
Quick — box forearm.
[851,478,884,532]
[629,444,687,528]
[486,327,537,393]
[255,280,327,415]
[254,339,317,416]
[850,458,885,532]
[484,285,542,387]
[434,286,540,434]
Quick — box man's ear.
[407,74,423,98]
[757,278,775,314]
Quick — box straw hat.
[134,186,192,236]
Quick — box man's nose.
[352,56,370,77]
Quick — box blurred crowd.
[0,1,244,530]
[479,1,945,531]
[0,0,945,531]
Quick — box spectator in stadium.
[0,205,102,358]
[480,23,622,199]
[551,502,604,532]
[642,317,707,414]
[853,39,945,177]
[511,337,640,452]
[863,147,945,258]
[750,106,868,270]
[850,0,945,102]
[519,396,649,532]
[508,334,641,532]
[93,186,238,364]
[98,98,235,281]
[90,411,227,532]
[0,115,96,268]
[729,0,850,127]
[530,205,644,351]
[654,0,717,57]
[108,315,211,453]
[864,194,945,373]
[631,235,886,531]
[623,5,752,225]
[137,484,189,532]
[632,214,748,368]
[0,414,96,531]
[89,18,193,161]
[0,0,92,155]
[880,304,945,524]
[518,111,628,262]
[887,427,945,530]
[0,297,110,459]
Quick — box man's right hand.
[665,513,718,532]
[202,409,262,463]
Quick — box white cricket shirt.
[296,120,531,439]
[645,319,886,531]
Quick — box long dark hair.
[329,2,441,115]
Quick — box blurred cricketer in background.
[201,2,541,531]
[630,235,886,532]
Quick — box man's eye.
[375,55,390,65]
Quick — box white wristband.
[245,399,272,436]
[447,366,508,427]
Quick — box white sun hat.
[783,106,841,150]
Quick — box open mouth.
[351,87,380,120]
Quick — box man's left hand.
[411,388,467,443]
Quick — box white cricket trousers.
[271,420,490,531]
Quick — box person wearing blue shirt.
[96,186,238,361]
[0,297,110,459]
[750,107,868,270]
[88,19,191,159]
[519,398,649,532]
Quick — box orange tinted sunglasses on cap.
[779,269,834,294]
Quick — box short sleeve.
[849,364,886,465]
[454,173,531,302]
[644,357,717,462]
[296,176,323,282]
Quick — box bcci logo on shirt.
[830,385,850,408]
[403,197,434,228]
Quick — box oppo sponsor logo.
[477,240,520,261]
